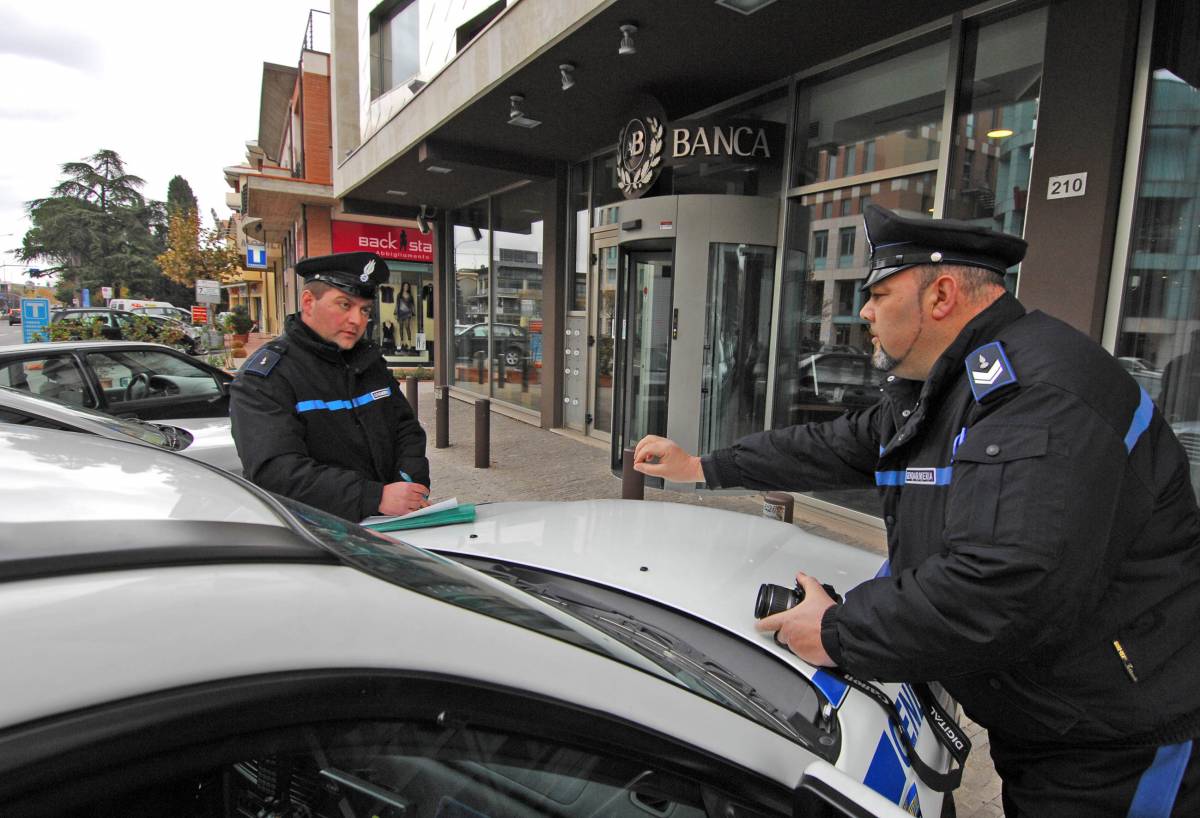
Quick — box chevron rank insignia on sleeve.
[966,341,1017,402]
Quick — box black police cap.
[860,204,1028,291]
[296,251,389,299]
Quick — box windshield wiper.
[476,563,799,738]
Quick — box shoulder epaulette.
[965,340,1018,402]
[243,345,285,377]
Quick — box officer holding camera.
[634,204,1200,816]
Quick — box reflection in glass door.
[592,244,619,436]
[618,252,673,459]
[700,242,776,454]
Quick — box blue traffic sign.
[21,298,51,344]
[247,246,267,269]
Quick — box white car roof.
[0,425,273,525]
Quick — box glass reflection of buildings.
[1118,70,1200,375]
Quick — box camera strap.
[831,670,970,793]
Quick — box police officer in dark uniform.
[634,204,1200,815]
[230,251,429,521]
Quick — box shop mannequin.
[397,282,416,350]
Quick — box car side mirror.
[793,761,916,817]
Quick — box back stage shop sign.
[617,103,784,199]
[331,220,433,263]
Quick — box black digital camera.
[753,581,841,619]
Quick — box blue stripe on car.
[864,731,907,803]
[810,669,850,709]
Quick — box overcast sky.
[0,0,328,284]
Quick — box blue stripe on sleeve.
[296,387,392,414]
[1124,387,1153,454]
[1127,740,1192,818]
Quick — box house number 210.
[1047,172,1087,200]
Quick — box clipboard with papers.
[361,498,476,532]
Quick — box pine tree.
[19,150,166,299]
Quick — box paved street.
[412,381,1004,818]
[0,321,22,346]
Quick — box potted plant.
[221,305,255,344]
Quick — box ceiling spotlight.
[987,128,1015,139]
[507,94,542,128]
[417,204,434,235]
[618,24,637,56]
[559,63,575,91]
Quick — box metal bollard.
[474,399,490,468]
[476,354,485,385]
[763,491,795,523]
[435,386,449,449]
[405,375,418,417]
[521,357,529,393]
[621,447,645,500]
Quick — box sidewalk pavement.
[409,381,1004,818]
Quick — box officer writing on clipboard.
[230,251,430,521]
[634,204,1200,815]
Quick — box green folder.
[363,504,476,532]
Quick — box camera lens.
[754,582,804,619]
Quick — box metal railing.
[303,9,331,54]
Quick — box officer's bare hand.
[755,572,837,667]
[380,481,431,515]
[633,435,704,482]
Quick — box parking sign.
[246,245,267,269]
[21,298,51,344]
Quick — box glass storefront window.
[778,158,936,515]
[792,39,950,188]
[490,181,550,413]
[375,261,433,363]
[593,245,619,435]
[569,162,589,312]
[592,154,622,226]
[943,6,1047,288]
[1114,0,1200,495]
[450,203,490,400]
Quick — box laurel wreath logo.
[616,116,664,197]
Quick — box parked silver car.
[0,340,231,422]
[0,385,239,471]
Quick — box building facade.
[226,15,435,365]
[325,0,1200,516]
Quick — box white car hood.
[394,499,885,664]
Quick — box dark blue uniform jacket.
[230,315,428,522]
[703,293,1200,746]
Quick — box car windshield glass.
[276,499,828,753]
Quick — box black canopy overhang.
[342,0,975,215]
